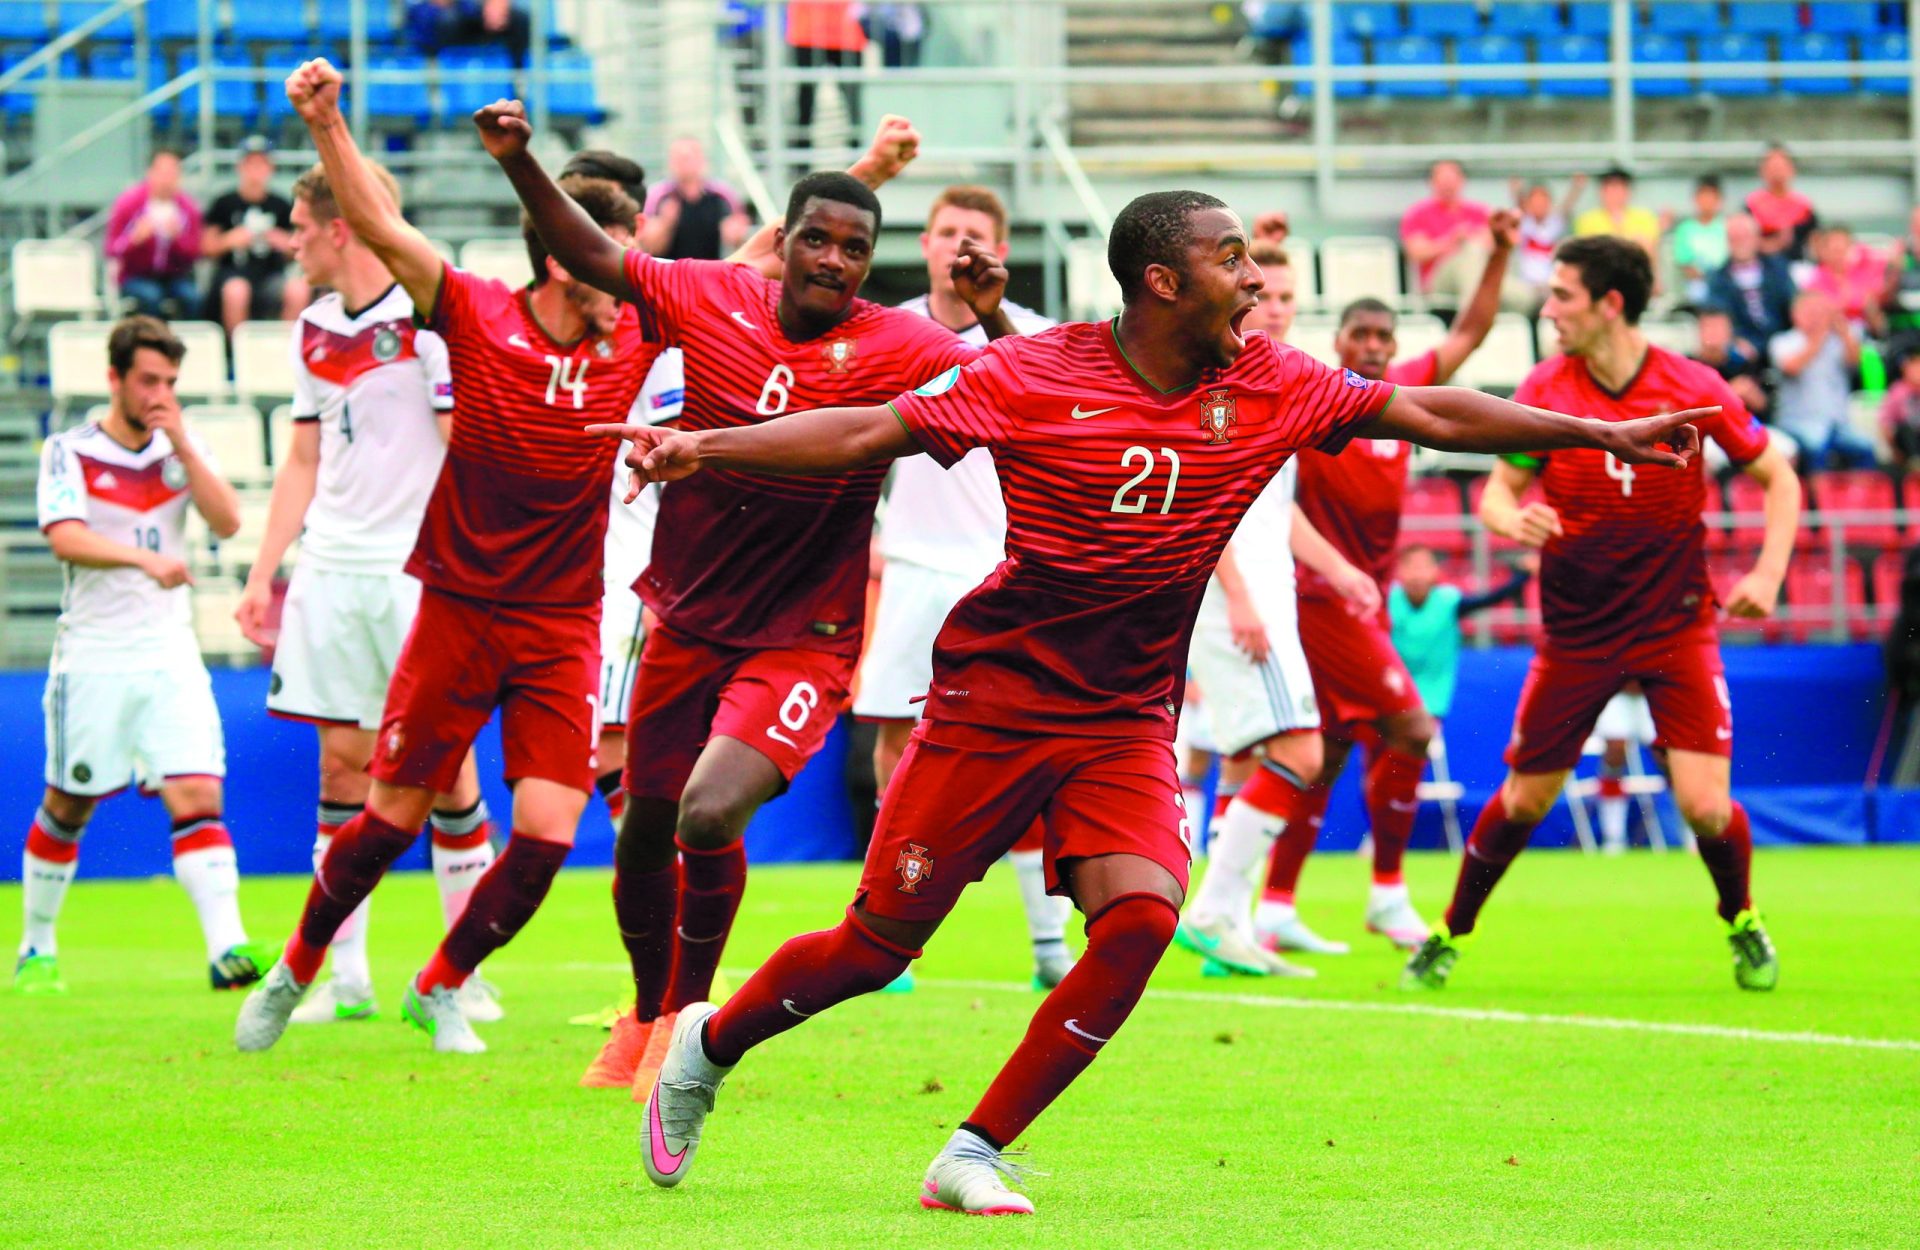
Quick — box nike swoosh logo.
[729,311,758,331]
[508,334,531,349]
[1386,800,1420,813]
[647,1090,689,1174]
[1064,1018,1110,1045]
[781,998,812,1018]
[1070,405,1117,420]
[1716,727,1732,740]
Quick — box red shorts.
[371,587,601,794]
[623,623,852,802]
[856,719,1193,925]
[1506,629,1732,774]
[1299,596,1425,734]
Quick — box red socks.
[1263,778,1330,902]
[702,910,917,1067]
[285,808,417,982]
[1443,793,1537,937]
[664,839,748,1013]
[967,892,1178,1147]
[1695,802,1754,923]
[1364,747,1424,884]
[417,833,570,992]
[613,863,677,1020]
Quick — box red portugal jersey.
[1294,349,1438,604]
[1511,344,1769,657]
[414,265,665,606]
[888,324,1397,738]
[622,253,974,655]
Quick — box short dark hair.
[523,175,641,286]
[1249,240,1289,269]
[1598,165,1633,185]
[1553,235,1653,325]
[1107,189,1230,303]
[1337,296,1396,330]
[1397,543,1437,563]
[562,149,647,205]
[107,315,185,375]
[1695,173,1722,194]
[783,171,881,232]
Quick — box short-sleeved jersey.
[291,284,452,573]
[621,253,975,655]
[888,324,1396,738]
[38,422,211,672]
[417,265,665,606]
[604,349,686,593]
[1295,350,1438,605]
[1511,344,1769,657]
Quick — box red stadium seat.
[1871,550,1909,626]
[1401,476,1470,556]
[1701,474,1732,551]
[1784,560,1868,642]
[1903,475,1920,537]
[1727,472,1818,551]
[1812,470,1901,550]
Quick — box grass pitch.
[2,846,1916,1249]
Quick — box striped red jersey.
[1294,349,1438,604]
[889,323,1396,737]
[621,253,973,655]
[414,265,663,606]
[1511,344,1768,657]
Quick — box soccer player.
[855,184,1068,992]
[233,159,503,1026]
[235,60,666,1055]
[20,316,273,994]
[1403,235,1796,993]
[600,191,1708,1212]
[478,100,1009,1095]
[1258,208,1521,952]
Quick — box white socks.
[171,839,248,960]
[428,801,496,930]
[1599,797,1630,850]
[1010,849,1071,946]
[313,831,373,989]
[1193,797,1285,928]
[20,856,76,957]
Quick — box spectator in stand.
[1877,204,1920,351]
[864,3,927,67]
[106,149,202,320]
[1508,174,1584,310]
[1770,290,1876,472]
[1253,208,1289,246]
[1388,545,1536,722]
[1401,159,1493,311]
[1707,213,1797,354]
[640,137,752,262]
[1670,175,1729,308]
[406,0,530,64]
[789,1,867,147]
[1573,166,1664,268]
[1692,306,1770,423]
[1879,351,1920,470]
[1805,224,1889,338]
[1747,143,1818,261]
[201,136,307,334]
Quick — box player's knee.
[1085,893,1180,964]
[1499,775,1559,825]
[165,778,223,816]
[674,789,747,853]
[41,789,95,829]
[1384,709,1436,756]
[1265,732,1322,785]
[1676,790,1732,836]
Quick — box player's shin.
[417,832,571,993]
[314,804,371,987]
[1694,801,1754,924]
[1443,792,1537,937]
[1364,748,1426,885]
[20,807,82,957]
[700,912,915,1067]
[284,808,418,983]
[428,799,496,929]
[171,815,248,960]
[662,838,747,1013]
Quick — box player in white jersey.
[17,317,272,995]
[1592,684,1658,854]
[1171,242,1385,974]
[234,161,499,1024]
[851,186,1070,992]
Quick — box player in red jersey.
[476,99,1010,1094]
[235,61,667,1055]
[595,191,1707,1213]
[1257,210,1522,952]
[1403,236,1798,993]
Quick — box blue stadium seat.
[364,51,431,122]
[1643,3,1722,36]
[1537,33,1608,96]
[1333,3,1403,41]
[1726,4,1802,35]
[1632,33,1693,97]
[1698,32,1773,95]
[1456,33,1528,97]
[230,0,309,44]
[147,0,204,41]
[0,1,49,42]
[1565,3,1615,37]
[1488,3,1565,37]
[173,48,262,122]
[318,0,401,43]
[1808,3,1885,34]
[88,44,135,79]
[1862,30,1910,94]
[437,46,513,123]
[1245,2,1303,40]
[1408,3,1482,39]
[1373,34,1448,97]
[543,47,601,123]
[1289,34,1370,98]
[1,50,81,113]
[1781,32,1854,93]
[262,44,325,119]
[57,1,134,40]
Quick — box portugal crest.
[895,843,934,895]
[823,338,857,374]
[1200,387,1237,445]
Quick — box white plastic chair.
[182,404,269,484]
[1392,312,1448,363]
[168,321,231,400]
[1066,236,1122,322]
[1450,312,1537,392]
[1286,314,1340,368]
[11,239,102,319]
[1318,236,1404,310]
[48,321,115,404]
[1639,316,1700,357]
[231,320,298,402]
[458,237,535,289]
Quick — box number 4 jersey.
[415,264,664,606]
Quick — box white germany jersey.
[290,284,453,572]
[876,296,1053,579]
[38,421,209,672]
[1199,457,1298,626]
[604,348,686,592]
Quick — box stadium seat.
[174,49,263,122]
[1781,32,1855,94]
[0,51,81,115]
[145,0,202,42]
[1726,3,1803,36]
[1565,2,1614,37]
[1904,475,1920,534]
[1374,35,1449,98]
[1333,3,1402,41]
[10,239,101,319]
[1282,237,1320,310]
[1698,33,1774,96]
[1871,550,1906,624]
[1286,314,1338,367]
[1456,34,1530,98]
[1408,3,1482,39]
[459,237,535,289]
[1644,3,1722,36]
[1785,559,1866,642]
[1638,317,1699,356]
[1290,34,1370,98]
[48,321,114,404]
[87,46,137,80]
[1449,313,1535,392]
[544,47,603,123]
[168,322,231,401]
[1317,236,1402,309]
[317,0,402,43]
[438,46,514,124]
[1815,469,1902,550]
[1862,32,1909,95]
[1065,236,1121,321]
[1536,34,1608,97]
[363,53,432,123]
[1401,476,1471,557]
[229,0,307,42]
[0,1,48,41]
[1809,3,1885,34]
[1727,471,1818,551]
[425,235,457,264]
[56,1,134,41]
[1632,33,1695,98]
[183,404,270,484]
[1392,313,1448,362]
[263,44,331,121]
[1488,3,1565,37]
[231,320,298,404]
[1245,3,1304,41]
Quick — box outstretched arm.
[474,100,639,304]
[587,405,918,500]
[1362,387,1707,467]
[287,59,443,313]
[1430,208,1517,383]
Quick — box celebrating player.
[235,60,666,1055]
[1403,235,1796,992]
[1258,209,1521,952]
[234,159,503,1026]
[481,99,1009,1096]
[20,317,273,994]
[603,191,1709,1213]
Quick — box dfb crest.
[895,843,934,894]
[1199,387,1237,444]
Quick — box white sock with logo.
[1192,797,1284,929]
[429,800,496,930]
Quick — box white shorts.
[1593,690,1656,745]
[44,660,226,796]
[268,566,422,730]
[852,559,978,721]
[599,580,645,728]
[1186,611,1319,757]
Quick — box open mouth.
[1227,302,1254,345]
